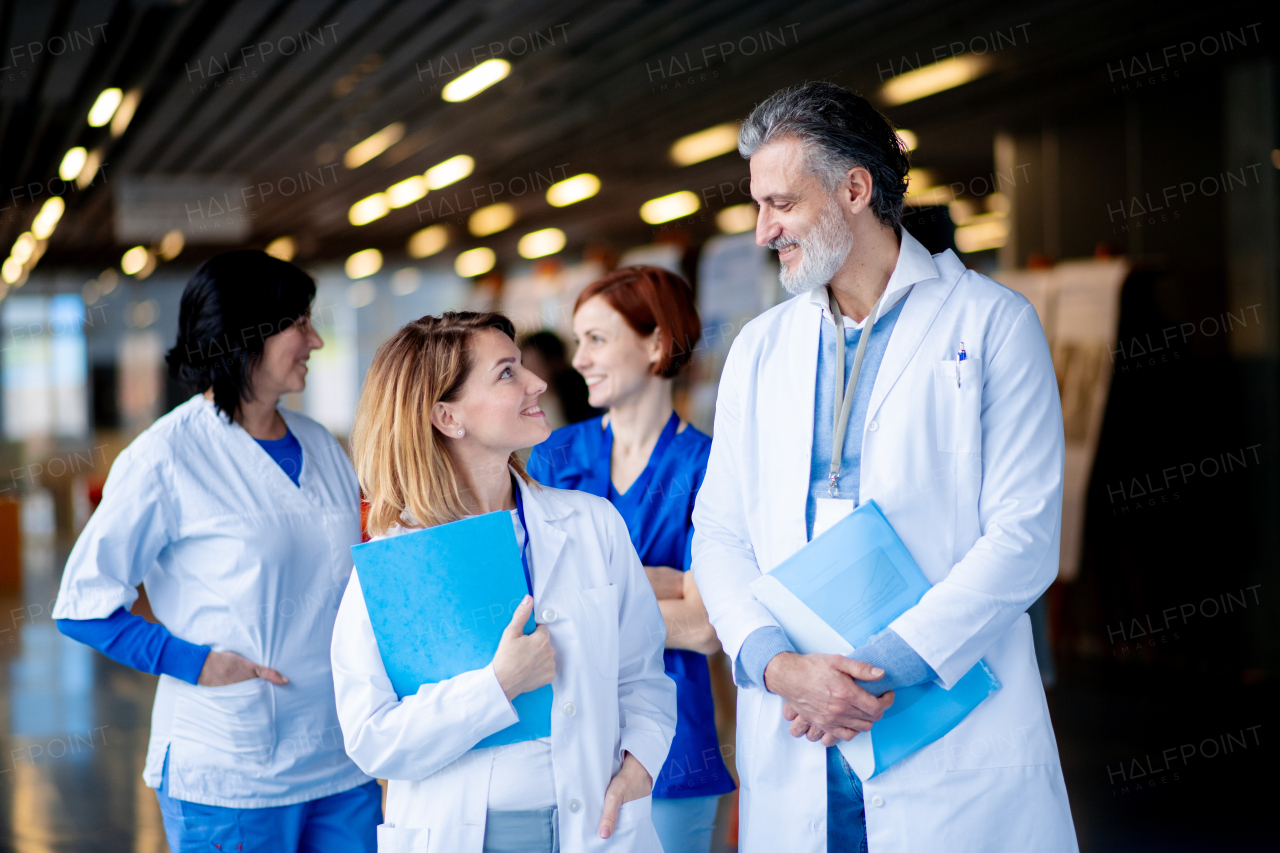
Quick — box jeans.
[484,806,559,852]
[826,746,868,853]
[156,753,380,853]
[652,794,720,853]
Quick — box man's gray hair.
[738,82,910,231]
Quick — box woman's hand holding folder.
[492,595,556,702]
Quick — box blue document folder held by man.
[750,500,999,780]
[351,511,553,749]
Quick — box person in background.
[331,311,676,853]
[53,251,379,852]
[520,330,600,428]
[528,266,734,853]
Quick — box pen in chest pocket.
[956,342,966,387]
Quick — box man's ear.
[843,165,874,215]
[430,401,459,437]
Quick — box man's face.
[750,136,854,295]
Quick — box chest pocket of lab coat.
[575,584,619,681]
[934,358,982,454]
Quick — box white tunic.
[53,395,371,807]
[692,232,1079,852]
[331,476,677,853]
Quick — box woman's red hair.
[573,265,701,378]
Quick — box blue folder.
[351,511,553,749]
[750,500,999,779]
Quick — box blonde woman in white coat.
[331,311,677,853]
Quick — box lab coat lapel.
[515,473,570,599]
[772,296,822,558]
[866,240,962,421]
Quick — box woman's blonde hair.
[352,311,531,536]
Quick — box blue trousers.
[651,794,720,853]
[827,746,868,853]
[156,754,380,852]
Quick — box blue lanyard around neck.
[512,478,534,595]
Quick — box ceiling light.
[391,268,420,295]
[954,218,1009,253]
[88,88,122,126]
[407,224,448,258]
[121,246,150,275]
[716,204,758,234]
[76,148,103,189]
[11,233,36,263]
[348,279,376,308]
[345,248,383,279]
[896,129,918,151]
[880,56,992,106]
[2,257,24,284]
[349,193,389,226]
[265,236,296,261]
[469,203,516,237]
[442,59,510,102]
[425,155,474,189]
[111,89,142,137]
[386,175,427,208]
[670,123,741,166]
[344,123,405,169]
[455,247,496,277]
[31,197,64,240]
[159,229,184,261]
[640,191,700,224]
[546,173,600,207]
[59,147,88,181]
[518,228,566,259]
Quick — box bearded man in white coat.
[691,82,1079,852]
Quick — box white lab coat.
[331,474,677,853]
[52,395,371,807]
[691,231,1078,852]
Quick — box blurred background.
[0,0,1275,849]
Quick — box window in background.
[2,295,88,440]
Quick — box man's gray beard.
[775,204,855,296]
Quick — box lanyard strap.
[827,287,882,498]
[512,477,534,595]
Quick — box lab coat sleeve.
[890,303,1065,688]
[52,443,178,620]
[608,505,677,784]
[330,569,520,781]
[690,339,784,683]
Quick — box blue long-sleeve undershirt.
[57,607,210,685]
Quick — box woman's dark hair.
[166,250,316,420]
[573,265,701,378]
[738,81,911,232]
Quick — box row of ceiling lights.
[74,49,973,292]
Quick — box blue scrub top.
[529,416,735,799]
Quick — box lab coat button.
[568,799,583,813]
[541,608,557,623]
[562,701,577,717]
[867,420,879,432]
[871,795,884,807]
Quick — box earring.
[457,429,464,437]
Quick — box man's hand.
[763,652,893,742]
[198,651,288,687]
[598,751,652,839]
[643,566,685,600]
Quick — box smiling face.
[436,327,551,456]
[571,295,662,410]
[250,314,323,400]
[750,136,856,295]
